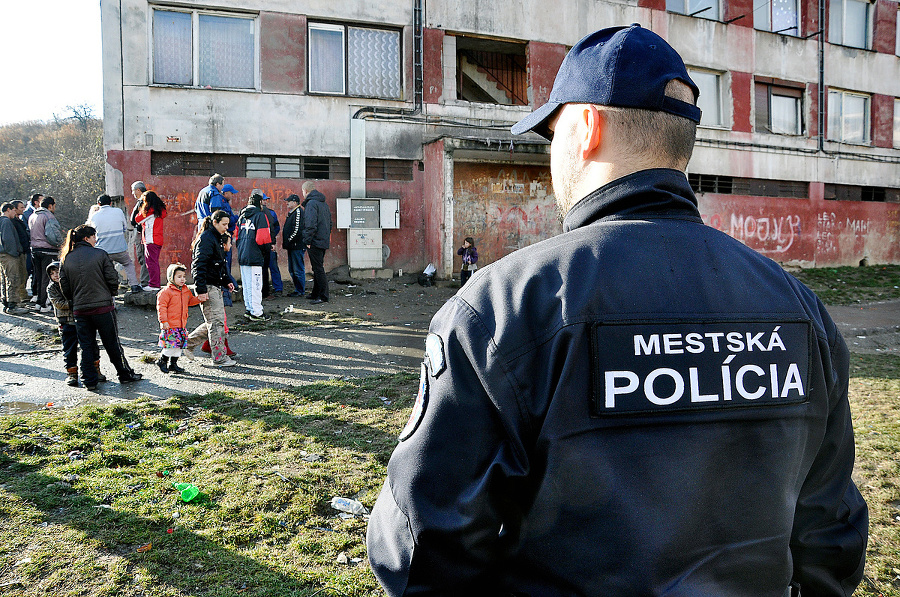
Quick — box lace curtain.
[348,27,400,99]
[153,11,192,85]
[199,15,255,89]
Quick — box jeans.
[223,248,235,306]
[260,247,271,298]
[59,323,79,369]
[186,285,228,362]
[239,265,263,316]
[0,253,24,306]
[144,243,161,288]
[268,250,283,292]
[130,228,150,286]
[106,250,139,287]
[74,310,135,384]
[287,248,306,294]
[307,246,328,301]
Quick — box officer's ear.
[578,104,603,160]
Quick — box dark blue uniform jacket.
[367,168,868,597]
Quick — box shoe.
[287,291,302,297]
[3,305,27,315]
[85,383,99,391]
[262,295,275,301]
[119,373,143,384]
[156,356,169,374]
[130,285,144,293]
[66,367,79,387]
[142,286,160,292]
[272,290,283,298]
[210,356,237,367]
[94,360,107,383]
[242,311,251,320]
[30,296,39,303]
[169,361,186,374]
[247,313,269,322]
[309,298,328,304]
[40,306,53,313]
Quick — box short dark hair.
[30,193,43,205]
[97,194,112,206]
[209,174,225,186]
[1,202,13,213]
[11,200,24,209]
[286,194,301,203]
[40,196,55,208]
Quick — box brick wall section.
[800,0,820,38]
[732,71,752,133]
[527,42,567,108]
[725,0,754,27]
[873,0,898,54]
[423,28,444,104]
[807,83,819,139]
[260,13,305,94]
[872,93,895,148]
[637,0,666,11]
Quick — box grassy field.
[791,264,900,305]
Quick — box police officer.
[367,25,868,596]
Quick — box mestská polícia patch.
[399,363,429,440]
[590,320,812,417]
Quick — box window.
[152,9,256,89]
[753,0,799,34]
[455,37,527,105]
[667,0,720,20]
[308,23,401,99]
[150,153,351,179]
[755,82,803,135]
[895,99,900,148]
[827,90,870,144]
[828,0,871,49]
[245,156,345,179]
[824,184,889,202]
[689,69,723,127]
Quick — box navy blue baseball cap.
[511,24,701,140]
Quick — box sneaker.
[287,291,302,297]
[3,305,27,315]
[40,306,53,313]
[142,286,160,292]
[272,290,283,298]
[210,356,237,367]
[30,296,39,303]
[247,313,270,322]
[130,285,144,293]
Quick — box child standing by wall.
[457,237,478,286]
[156,263,200,373]
[47,261,99,386]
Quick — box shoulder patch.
[424,333,446,378]
[399,363,429,441]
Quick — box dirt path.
[1,277,897,415]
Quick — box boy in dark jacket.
[235,191,271,321]
[282,194,305,296]
[301,181,332,303]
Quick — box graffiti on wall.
[703,212,803,255]
[453,164,561,268]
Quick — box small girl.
[457,236,478,286]
[156,263,201,373]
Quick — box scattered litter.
[14,558,32,566]
[39,522,48,528]
[172,511,180,519]
[336,552,350,564]
[66,474,78,482]
[330,496,368,516]
[173,482,199,503]
[44,403,54,409]
[271,471,300,487]
[301,453,322,463]
[351,558,364,564]
[67,450,83,460]
[167,528,174,534]
[136,542,152,553]
[126,423,141,430]
[156,470,170,477]
[93,505,113,510]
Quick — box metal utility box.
[336,197,400,268]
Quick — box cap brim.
[510,101,561,140]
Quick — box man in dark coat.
[282,194,305,296]
[301,181,332,304]
[367,25,867,597]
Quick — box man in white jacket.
[87,194,141,293]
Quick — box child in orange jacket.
[156,263,201,373]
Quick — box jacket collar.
[562,168,701,232]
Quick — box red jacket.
[135,208,167,246]
[156,282,200,329]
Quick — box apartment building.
[101,0,900,277]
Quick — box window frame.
[666,0,721,20]
[688,68,725,129]
[755,80,804,135]
[752,0,800,35]
[894,98,900,148]
[828,0,872,49]
[150,7,260,91]
[827,88,871,145]
[307,21,403,100]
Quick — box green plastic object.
[173,482,199,502]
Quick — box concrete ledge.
[349,268,394,280]
[123,290,157,307]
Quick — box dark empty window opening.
[689,174,733,194]
[456,37,527,106]
[823,184,889,202]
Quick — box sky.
[0,1,103,125]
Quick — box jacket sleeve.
[59,264,73,302]
[102,253,120,295]
[47,281,69,311]
[367,298,527,595]
[156,291,170,326]
[470,248,478,264]
[45,217,64,248]
[789,305,868,595]
[191,237,211,295]
[302,204,316,246]
[270,210,280,239]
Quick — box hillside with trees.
[0,105,104,230]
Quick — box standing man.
[23,193,42,300]
[195,173,232,226]
[130,181,150,288]
[261,194,283,298]
[282,194,305,297]
[29,196,64,310]
[301,181,331,304]
[220,183,240,306]
[0,202,27,314]
[10,201,32,306]
[367,25,868,596]
[88,194,142,293]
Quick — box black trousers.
[307,246,328,300]
[75,310,135,384]
[32,249,57,306]
[260,246,271,298]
